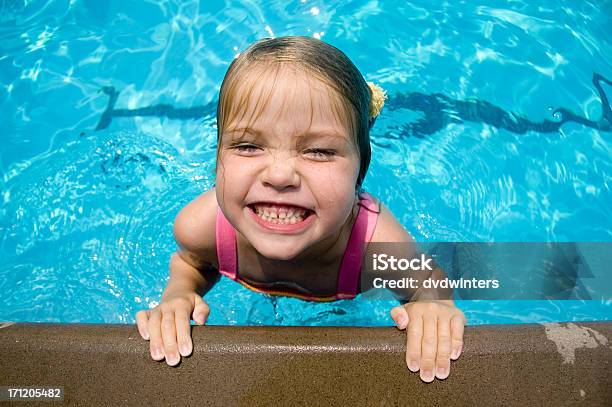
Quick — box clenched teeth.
[251,204,309,224]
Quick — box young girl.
[135,36,465,383]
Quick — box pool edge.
[1,322,611,405]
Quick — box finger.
[192,297,210,326]
[135,310,151,340]
[390,306,409,330]
[161,308,180,366]
[405,314,422,373]
[147,309,165,361]
[175,308,193,357]
[419,315,437,383]
[435,317,452,380]
[450,314,465,360]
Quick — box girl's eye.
[233,144,260,154]
[304,149,336,160]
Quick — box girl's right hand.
[135,291,210,366]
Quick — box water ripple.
[1,0,610,325]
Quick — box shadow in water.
[94,73,611,141]
[382,72,611,142]
[94,87,216,131]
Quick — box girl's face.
[216,65,361,261]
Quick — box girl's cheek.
[222,155,254,170]
[304,161,357,185]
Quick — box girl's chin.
[251,241,305,261]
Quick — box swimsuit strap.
[216,206,238,280]
[335,191,380,299]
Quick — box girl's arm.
[162,252,219,300]
[136,188,220,366]
[164,187,221,299]
[367,201,465,383]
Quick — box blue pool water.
[0,0,611,325]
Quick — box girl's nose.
[261,156,300,190]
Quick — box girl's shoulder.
[368,197,414,244]
[173,187,219,269]
[357,195,415,295]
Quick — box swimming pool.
[0,0,610,325]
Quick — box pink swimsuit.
[215,192,381,302]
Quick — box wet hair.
[215,36,375,190]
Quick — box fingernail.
[421,369,434,383]
[152,347,163,359]
[179,343,191,356]
[436,367,449,380]
[166,353,179,366]
[408,360,419,372]
[397,315,408,328]
[451,345,462,360]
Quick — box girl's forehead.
[226,63,352,134]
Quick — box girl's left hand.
[390,300,465,382]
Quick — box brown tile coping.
[0,322,610,406]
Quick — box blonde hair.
[216,36,379,189]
